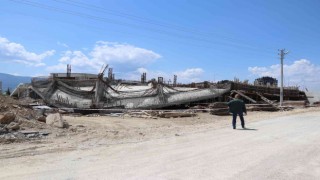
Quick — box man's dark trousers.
[232,112,245,129]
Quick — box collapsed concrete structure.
[11,69,230,109]
[11,65,310,110]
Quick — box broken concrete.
[0,95,71,143]
[6,122,20,131]
[37,116,46,123]
[0,112,16,124]
[46,113,69,128]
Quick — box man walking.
[227,94,247,129]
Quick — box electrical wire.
[8,0,278,56]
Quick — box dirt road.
[1,110,320,179]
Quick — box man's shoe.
[233,127,236,129]
[242,126,246,129]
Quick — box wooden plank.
[231,90,257,103]
[256,92,277,107]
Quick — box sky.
[0,0,320,97]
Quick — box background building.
[254,76,278,87]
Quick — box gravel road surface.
[1,111,319,180]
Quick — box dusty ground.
[1,107,320,179]
[0,107,318,160]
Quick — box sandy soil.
[1,108,320,179]
[0,107,319,160]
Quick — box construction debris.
[209,102,228,108]
[0,112,16,124]
[246,104,279,111]
[124,110,196,119]
[231,90,257,103]
[190,104,209,112]
[6,122,20,131]
[209,102,230,116]
[157,111,196,118]
[281,100,307,108]
[11,67,231,109]
[0,95,69,144]
[46,113,69,128]
[210,108,230,116]
[9,66,311,117]
[256,92,277,107]
[126,111,153,118]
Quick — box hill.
[0,73,32,93]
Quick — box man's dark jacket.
[227,99,247,114]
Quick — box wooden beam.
[231,90,257,103]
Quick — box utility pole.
[278,49,289,106]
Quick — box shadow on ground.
[237,128,258,131]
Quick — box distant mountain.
[0,73,32,93]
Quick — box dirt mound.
[0,95,69,144]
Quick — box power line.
[54,0,248,42]
[56,0,281,53]
[3,8,277,59]
[55,0,210,36]
[9,0,278,55]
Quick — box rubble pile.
[209,102,230,116]
[246,104,279,111]
[313,101,320,106]
[208,102,296,116]
[0,95,69,143]
[123,110,197,119]
[190,104,210,112]
[281,100,307,108]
